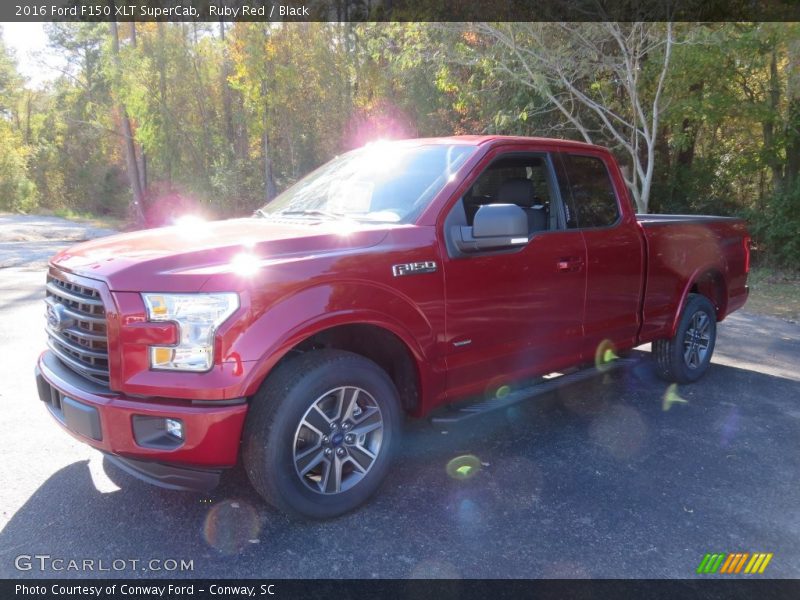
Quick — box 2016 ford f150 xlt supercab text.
[35,136,750,518]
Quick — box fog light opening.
[132,415,186,450]
[166,418,184,440]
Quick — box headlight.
[142,293,239,372]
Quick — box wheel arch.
[242,316,427,416]
[284,323,422,414]
[670,266,728,337]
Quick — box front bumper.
[36,350,248,489]
[102,453,222,491]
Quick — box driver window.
[462,154,555,235]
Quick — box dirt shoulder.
[745,266,800,324]
[0,214,118,270]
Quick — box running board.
[430,358,637,425]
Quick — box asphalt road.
[1,215,799,579]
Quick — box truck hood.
[51,217,391,292]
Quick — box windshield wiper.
[254,208,270,218]
[278,209,347,220]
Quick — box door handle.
[557,257,584,272]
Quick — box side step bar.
[430,358,637,425]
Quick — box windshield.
[257,142,476,224]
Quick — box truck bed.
[636,213,750,342]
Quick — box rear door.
[555,151,645,357]
[440,147,587,401]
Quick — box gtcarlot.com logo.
[15,554,194,573]
[697,552,773,574]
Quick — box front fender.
[230,280,440,398]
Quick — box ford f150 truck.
[35,136,750,518]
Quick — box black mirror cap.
[473,203,528,238]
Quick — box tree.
[109,20,145,225]
[2,21,798,265]
[0,27,37,212]
[463,23,674,213]
[228,23,278,202]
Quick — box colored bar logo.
[696,552,773,574]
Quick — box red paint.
[39,136,750,470]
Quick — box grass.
[745,266,800,323]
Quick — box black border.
[2,0,800,22]
[4,579,800,600]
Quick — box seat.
[496,178,547,234]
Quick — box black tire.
[653,293,717,384]
[242,349,401,519]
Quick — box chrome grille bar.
[45,271,109,386]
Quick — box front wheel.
[242,349,401,519]
[653,293,717,384]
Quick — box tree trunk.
[157,22,171,181]
[263,126,277,202]
[129,22,147,193]
[677,81,704,169]
[260,78,277,202]
[654,125,671,212]
[219,21,235,152]
[785,34,800,187]
[25,91,33,145]
[110,20,145,226]
[764,47,784,193]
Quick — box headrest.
[497,178,536,207]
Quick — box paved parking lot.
[1,215,798,579]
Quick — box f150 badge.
[392,261,438,277]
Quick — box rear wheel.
[653,293,717,383]
[242,349,400,519]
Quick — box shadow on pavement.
[2,358,799,579]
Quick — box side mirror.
[452,204,529,252]
[473,204,528,238]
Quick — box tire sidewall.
[259,355,400,519]
[672,295,717,383]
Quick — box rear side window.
[561,154,619,228]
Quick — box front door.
[441,150,587,401]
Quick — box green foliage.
[748,181,800,266]
[0,30,38,212]
[0,22,798,264]
[0,123,38,212]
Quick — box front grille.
[45,272,109,386]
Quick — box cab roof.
[382,135,607,153]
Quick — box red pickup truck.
[35,136,750,518]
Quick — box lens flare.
[589,405,647,460]
[662,383,689,411]
[455,498,483,533]
[174,214,205,227]
[230,252,260,276]
[483,376,513,402]
[202,499,261,555]
[561,386,609,416]
[446,455,482,480]
[719,407,740,446]
[594,339,619,372]
[171,214,212,239]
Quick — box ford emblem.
[47,303,73,332]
